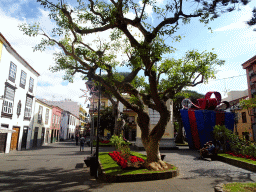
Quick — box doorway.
[46,129,49,143]
[41,127,45,146]
[21,127,28,149]
[10,127,20,151]
[0,133,7,153]
[33,127,38,147]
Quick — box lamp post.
[85,69,101,178]
[95,69,101,178]
[90,97,94,155]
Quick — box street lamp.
[85,70,101,179]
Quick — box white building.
[31,99,52,147]
[0,33,40,153]
[60,111,77,140]
[43,99,86,136]
[43,99,80,117]
[223,90,248,102]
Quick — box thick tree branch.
[122,67,141,83]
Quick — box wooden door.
[10,127,20,151]
[0,133,7,153]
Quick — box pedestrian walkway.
[0,142,255,192]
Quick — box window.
[128,116,135,124]
[17,100,22,117]
[45,109,49,125]
[101,102,105,109]
[19,70,27,89]
[9,62,17,82]
[29,77,34,93]
[2,84,15,118]
[55,115,58,126]
[38,106,43,124]
[93,102,97,109]
[242,112,247,123]
[24,95,33,120]
[1,124,8,128]
[53,115,55,125]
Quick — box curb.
[214,183,224,192]
[98,161,179,182]
[217,155,256,172]
[132,146,179,151]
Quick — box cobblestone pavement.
[0,142,256,192]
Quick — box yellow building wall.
[104,129,110,136]
[137,99,174,138]
[0,41,3,62]
[101,98,109,108]
[236,109,253,141]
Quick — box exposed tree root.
[145,160,168,171]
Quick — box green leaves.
[239,98,256,110]
[18,23,40,37]
[158,49,224,94]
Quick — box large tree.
[20,0,251,170]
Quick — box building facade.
[0,33,40,153]
[31,99,52,147]
[50,106,62,143]
[242,56,256,140]
[43,99,86,136]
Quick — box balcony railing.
[123,108,133,112]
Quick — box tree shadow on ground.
[181,168,256,186]
[0,167,111,192]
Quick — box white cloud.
[214,6,254,32]
[0,6,89,107]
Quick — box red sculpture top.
[181,91,229,110]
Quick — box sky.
[0,0,256,108]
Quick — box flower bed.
[109,151,145,169]
[100,140,110,144]
[226,151,256,161]
[98,152,178,182]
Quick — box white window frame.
[9,62,17,82]
[29,77,34,93]
[38,105,43,124]
[20,70,27,89]
[2,84,15,117]
[24,96,33,119]
[2,99,13,114]
[45,109,49,125]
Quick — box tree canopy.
[19,0,252,170]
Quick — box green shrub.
[213,125,256,157]
[110,134,127,150]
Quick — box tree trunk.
[142,137,168,171]
[175,118,184,144]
